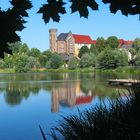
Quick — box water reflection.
[51,81,93,112]
[0,72,128,109]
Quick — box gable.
[57,33,68,41]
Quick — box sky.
[1,0,140,52]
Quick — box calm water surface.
[0,72,132,140]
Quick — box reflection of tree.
[4,90,22,106]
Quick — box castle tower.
[49,29,57,52]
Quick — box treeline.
[0,42,53,72]
[1,37,140,72]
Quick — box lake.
[0,72,133,140]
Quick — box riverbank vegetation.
[50,84,140,140]
[0,37,140,73]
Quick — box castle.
[49,29,134,58]
[49,29,96,57]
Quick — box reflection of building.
[51,81,93,112]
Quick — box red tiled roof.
[73,34,95,44]
[119,39,133,45]
[76,96,93,105]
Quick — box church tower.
[49,29,57,52]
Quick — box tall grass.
[50,84,140,140]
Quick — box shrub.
[15,54,31,72]
[79,45,89,58]
[68,57,79,69]
[134,53,140,66]
[97,49,128,69]
[80,53,95,68]
[49,53,64,69]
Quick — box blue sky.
[1,0,140,52]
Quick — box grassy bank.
[0,67,140,74]
[0,69,15,73]
[31,67,95,73]
[96,66,140,74]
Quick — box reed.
[50,84,140,140]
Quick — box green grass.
[32,67,95,73]
[0,69,15,73]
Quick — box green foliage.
[80,53,95,68]
[38,54,48,67]
[134,53,140,66]
[0,1,139,58]
[79,45,89,58]
[49,53,64,69]
[42,50,53,61]
[95,37,106,53]
[19,43,29,54]
[90,44,97,55]
[51,85,140,140]
[129,48,137,59]
[0,0,32,58]
[8,41,22,54]
[28,56,40,68]
[28,48,40,57]
[15,54,31,73]
[133,38,140,53]
[0,59,6,68]
[97,49,128,69]
[68,57,79,69]
[106,36,119,48]
[4,55,15,68]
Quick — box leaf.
[37,0,66,23]
[70,0,98,18]
[102,0,139,16]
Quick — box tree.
[28,56,40,68]
[95,37,106,53]
[15,54,31,72]
[80,53,95,68]
[129,48,137,59]
[8,42,22,54]
[19,43,29,54]
[68,57,79,69]
[49,53,64,69]
[28,48,40,57]
[0,0,139,58]
[97,49,128,69]
[79,45,89,58]
[134,53,140,66]
[0,59,5,68]
[42,50,53,61]
[133,38,140,53]
[90,44,97,55]
[106,36,119,49]
[38,54,48,67]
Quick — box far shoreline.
[0,67,140,74]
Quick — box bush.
[80,53,95,68]
[68,57,79,69]
[49,53,64,69]
[28,56,40,68]
[97,49,128,69]
[15,54,31,72]
[134,53,140,66]
[79,45,89,58]
[0,59,6,68]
